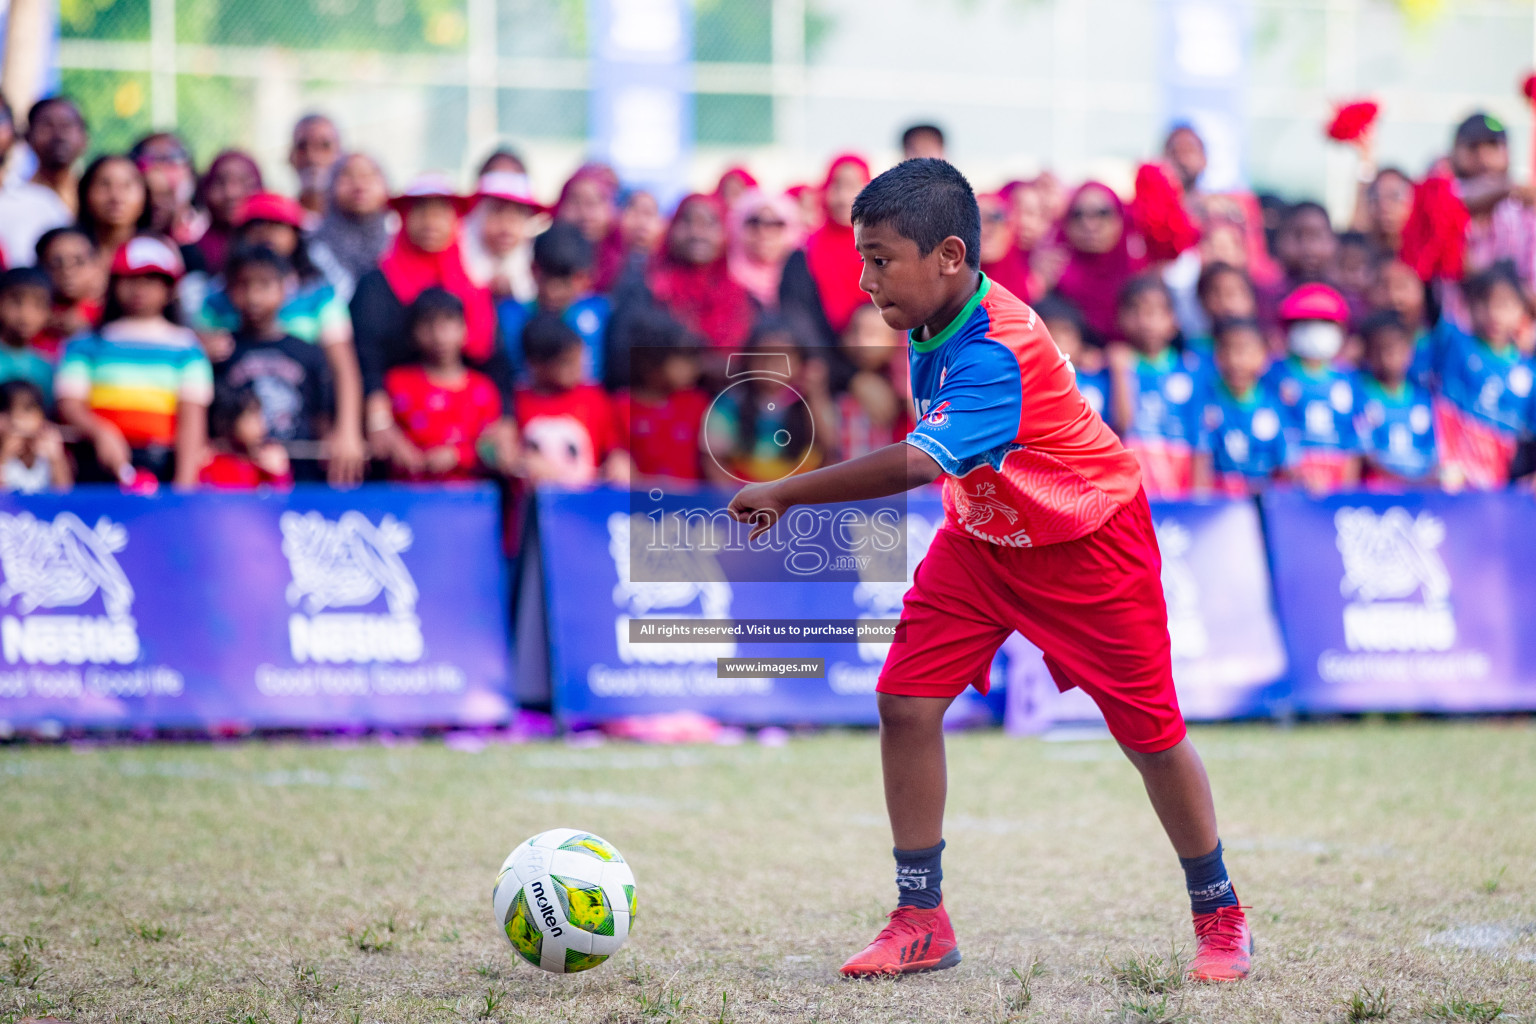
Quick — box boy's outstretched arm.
[726,442,942,539]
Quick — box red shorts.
[877,489,1185,753]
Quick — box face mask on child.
[1288,321,1344,361]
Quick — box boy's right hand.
[423,445,461,475]
[727,481,790,540]
[92,423,132,474]
[390,438,428,477]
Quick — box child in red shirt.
[34,226,106,359]
[382,287,504,481]
[199,384,294,490]
[728,160,1250,984]
[515,312,630,486]
[613,308,709,483]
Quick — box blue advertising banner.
[0,486,511,731]
[1263,489,1536,714]
[533,488,1288,725]
[587,0,693,205]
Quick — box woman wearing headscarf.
[349,176,514,458]
[555,163,626,293]
[647,193,756,349]
[727,189,799,311]
[191,150,263,277]
[307,152,391,304]
[1046,181,1149,344]
[462,170,548,304]
[778,153,872,349]
[977,190,1033,302]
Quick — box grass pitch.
[0,721,1533,1023]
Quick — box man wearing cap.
[1450,112,1536,293]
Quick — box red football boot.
[839,903,962,978]
[1187,902,1253,982]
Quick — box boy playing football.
[726,160,1252,982]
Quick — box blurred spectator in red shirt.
[199,384,293,490]
[382,287,504,482]
[615,309,708,484]
[515,311,630,487]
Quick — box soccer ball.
[493,828,636,974]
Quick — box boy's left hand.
[727,481,790,540]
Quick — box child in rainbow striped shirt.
[55,236,213,489]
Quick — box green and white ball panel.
[493,829,635,974]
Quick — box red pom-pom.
[1129,163,1199,260]
[1326,99,1379,142]
[1522,72,1536,102]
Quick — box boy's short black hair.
[225,244,293,282]
[1195,261,1251,303]
[1359,309,1410,344]
[532,222,595,279]
[1031,295,1085,335]
[209,383,263,441]
[0,267,51,299]
[522,311,583,365]
[34,225,95,266]
[1211,316,1264,343]
[0,379,46,415]
[1463,260,1525,307]
[627,308,693,381]
[1282,200,1330,230]
[26,95,82,130]
[850,158,980,270]
[1117,272,1173,311]
[407,286,466,334]
[901,123,945,150]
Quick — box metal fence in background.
[50,0,1536,213]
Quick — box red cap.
[1278,282,1350,324]
[473,171,548,214]
[234,192,307,228]
[388,174,473,215]
[110,236,184,280]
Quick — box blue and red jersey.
[1115,347,1207,499]
[1428,321,1533,489]
[1354,375,1437,486]
[1266,357,1360,493]
[1197,378,1289,496]
[903,276,1142,548]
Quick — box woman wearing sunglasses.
[1046,181,1151,345]
[727,189,800,313]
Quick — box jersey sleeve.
[177,345,215,406]
[904,339,1023,475]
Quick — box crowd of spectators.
[0,92,1532,503]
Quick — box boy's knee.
[878,691,948,731]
